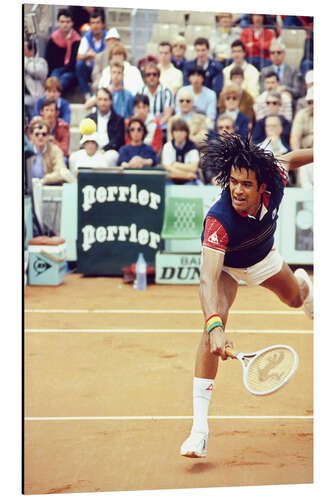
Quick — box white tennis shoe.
[180,431,208,458]
[294,268,313,319]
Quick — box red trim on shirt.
[203,216,229,253]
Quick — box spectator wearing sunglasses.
[28,121,75,185]
[252,91,291,148]
[218,66,255,126]
[117,118,158,168]
[218,83,249,140]
[167,90,209,148]
[260,41,304,100]
[176,66,217,127]
[254,71,292,121]
[140,63,174,141]
[161,118,201,185]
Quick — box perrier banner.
[77,169,166,276]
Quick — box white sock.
[191,377,215,435]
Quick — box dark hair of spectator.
[194,37,210,49]
[264,70,279,82]
[40,98,58,111]
[201,132,286,194]
[90,7,105,24]
[171,118,190,137]
[159,41,172,51]
[133,94,150,107]
[187,65,205,79]
[97,87,112,100]
[230,66,244,79]
[127,117,147,140]
[231,39,246,52]
[57,8,73,21]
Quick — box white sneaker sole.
[294,268,313,319]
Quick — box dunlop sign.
[155,252,202,284]
[77,170,165,276]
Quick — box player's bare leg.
[181,272,238,458]
[260,261,313,318]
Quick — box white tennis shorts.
[223,248,284,286]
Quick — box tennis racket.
[226,344,299,396]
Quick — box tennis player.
[180,132,313,458]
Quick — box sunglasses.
[145,72,158,77]
[34,132,48,137]
[129,127,143,132]
[218,125,233,131]
[267,100,279,105]
[225,95,238,101]
[270,50,283,55]
[179,99,192,103]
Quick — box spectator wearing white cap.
[91,27,121,93]
[69,131,117,175]
[290,86,313,150]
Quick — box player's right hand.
[209,328,233,360]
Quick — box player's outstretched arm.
[200,247,233,359]
[277,148,313,171]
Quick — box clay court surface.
[24,273,313,494]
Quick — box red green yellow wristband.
[206,314,224,336]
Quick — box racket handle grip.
[225,347,238,359]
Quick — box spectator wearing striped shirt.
[140,62,175,142]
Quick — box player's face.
[229,166,266,215]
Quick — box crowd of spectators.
[24,8,313,189]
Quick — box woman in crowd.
[117,117,158,168]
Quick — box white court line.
[25,309,303,315]
[25,328,313,334]
[25,415,313,421]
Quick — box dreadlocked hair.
[201,131,287,193]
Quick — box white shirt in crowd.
[99,61,144,96]
[69,150,113,175]
[161,141,200,166]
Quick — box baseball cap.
[106,28,120,40]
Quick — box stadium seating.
[157,10,187,26]
[151,24,184,43]
[184,25,215,44]
[187,11,217,26]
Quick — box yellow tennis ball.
[79,118,97,135]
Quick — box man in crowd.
[140,62,174,141]
[223,40,260,99]
[260,40,304,101]
[91,27,121,94]
[87,87,125,166]
[39,99,70,158]
[176,66,217,128]
[33,77,71,124]
[253,91,291,149]
[209,12,241,66]
[76,8,107,100]
[130,94,163,153]
[290,87,313,150]
[258,115,290,156]
[28,120,75,185]
[168,89,210,148]
[158,41,183,95]
[255,71,292,121]
[183,37,223,98]
[218,84,249,140]
[106,61,134,118]
[218,66,255,126]
[171,36,187,73]
[24,33,48,124]
[45,8,81,93]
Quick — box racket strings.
[245,347,296,394]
